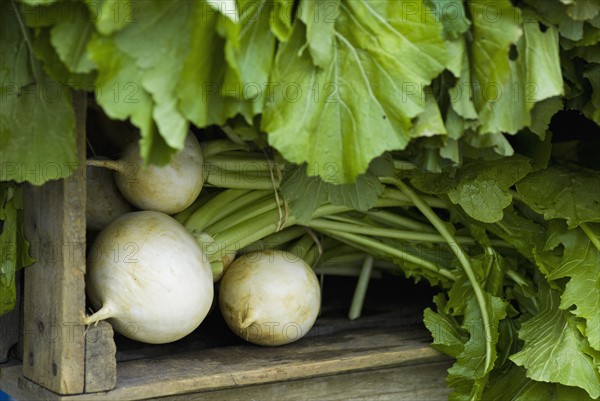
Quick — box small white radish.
[84,211,214,344]
[86,160,134,231]
[87,133,204,214]
[219,250,320,346]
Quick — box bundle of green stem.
[185,143,515,287]
[184,140,521,292]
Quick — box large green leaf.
[0,184,34,316]
[263,0,448,183]
[429,0,470,40]
[471,3,564,135]
[31,27,96,90]
[298,0,339,69]
[411,92,448,138]
[279,163,384,224]
[483,362,596,401]
[0,0,77,185]
[109,0,191,151]
[510,282,600,399]
[411,156,532,223]
[448,39,478,121]
[87,35,171,164]
[176,2,254,128]
[523,0,585,41]
[0,185,19,315]
[583,65,600,124]
[516,165,600,228]
[560,0,600,21]
[222,0,292,116]
[424,294,468,359]
[479,207,547,263]
[537,222,600,351]
[426,269,508,401]
[84,0,139,35]
[50,2,96,74]
[529,96,564,139]
[90,0,264,157]
[447,156,532,223]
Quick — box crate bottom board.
[146,361,452,401]
[1,325,450,400]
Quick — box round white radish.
[87,133,204,214]
[84,211,214,344]
[219,250,320,346]
[86,160,134,231]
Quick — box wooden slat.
[12,325,449,400]
[157,361,452,401]
[85,321,116,392]
[21,92,88,394]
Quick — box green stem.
[205,157,283,173]
[309,218,507,246]
[200,140,249,158]
[205,166,277,189]
[317,228,456,282]
[348,256,374,320]
[207,204,351,262]
[202,190,271,233]
[383,188,448,209]
[580,223,600,252]
[207,208,290,260]
[393,160,418,170]
[321,252,369,266]
[204,195,281,235]
[315,265,364,277]
[508,189,526,204]
[184,189,252,233]
[288,233,318,260]
[240,226,306,254]
[201,192,416,266]
[387,177,494,373]
[506,269,529,288]
[302,242,322,267]
[174,188,220,224]
[366,210,437,232]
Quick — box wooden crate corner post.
[21,91,116,395]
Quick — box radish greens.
[1,0,599,399]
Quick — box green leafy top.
[2,0,597,184]
[516,165,600,228]
[1,2,600,399]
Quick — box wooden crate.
[0,94,451,400]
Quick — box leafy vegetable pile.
[1,0,599,399]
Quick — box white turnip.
[219,250,320,346]
[87,133,204,214]
[84,211,214,344]
[86,160,134,231]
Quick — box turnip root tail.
[239,316,256,330]
[86,159,121,172]
[239,315,257,342]
[83,305,114,326]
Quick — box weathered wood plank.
[158,361,453,401]
[21,92,88,394]
[12,325,449,401]
[3,359,452,401]
[85,321,116,393]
